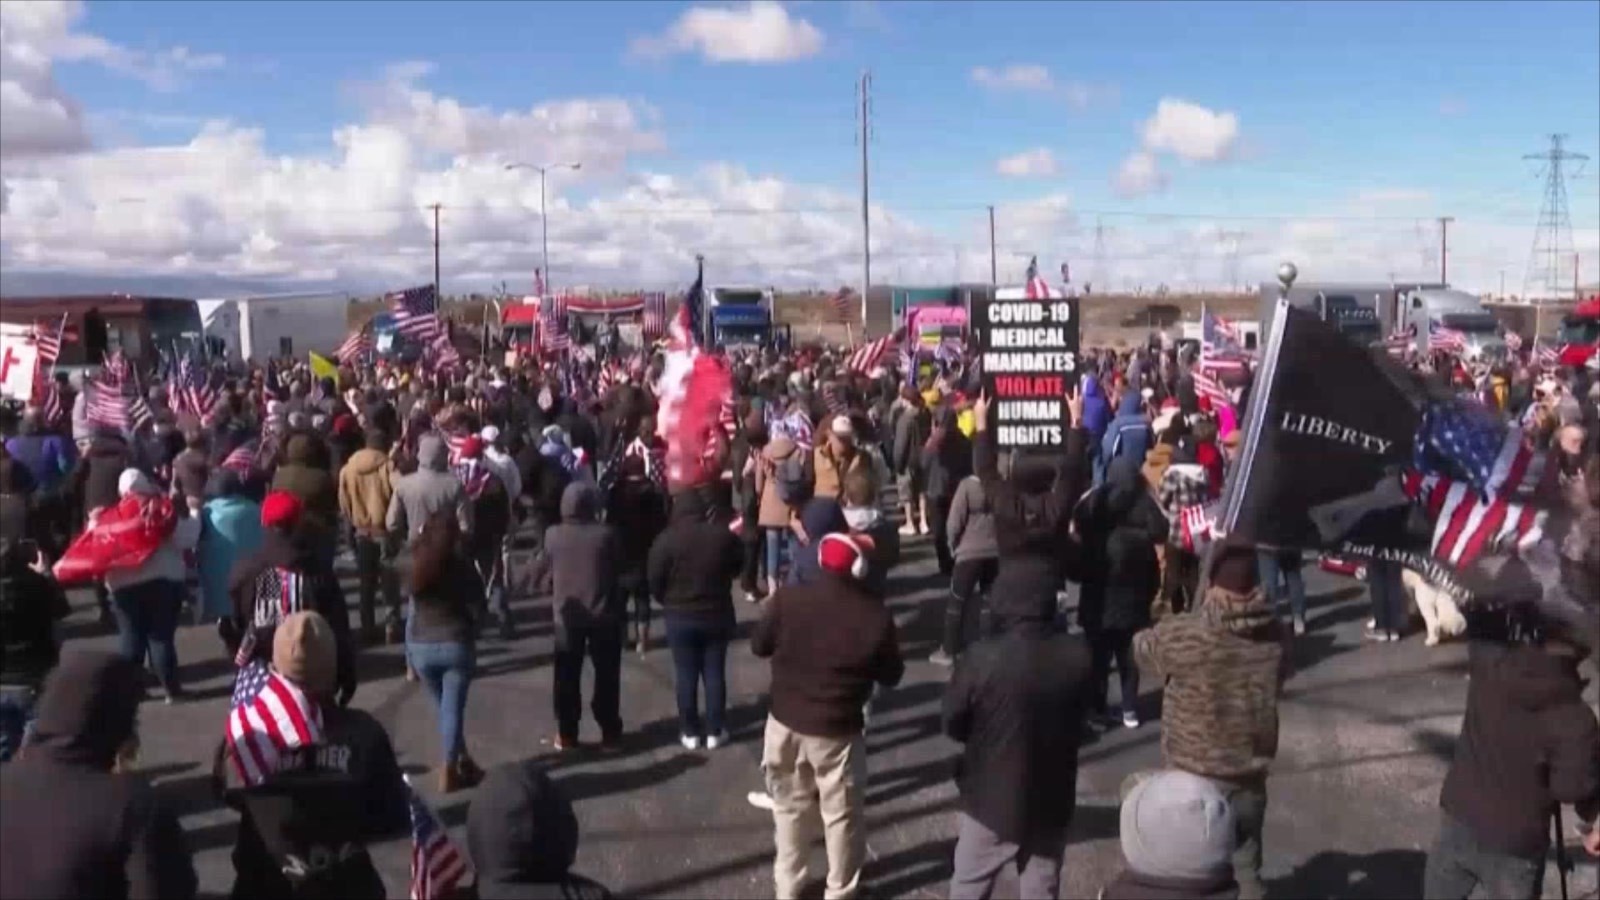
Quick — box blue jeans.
[0,686,38,763]
[762,528,789,587]
[1256,550,1307,621]
[110,578,183,692]
[664,614,730,738]
[407,638,475,764]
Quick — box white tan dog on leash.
[1401,569,1468,646]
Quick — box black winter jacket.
[1074,455,1169,633]
[70,435,136,517]
[646,491,742,624]
[227,529,357,702]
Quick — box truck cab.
[1555,296,1600,367]
[707,286,781,350]
[1401,288,1504,359]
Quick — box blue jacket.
[788,497,847,587]
[197,495,265,620]
[1100,392,1152,474]
[1080,375,1111,442]
[4,434,74,492]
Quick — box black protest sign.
[973,289,1080,449]
[1221,302,1419,551]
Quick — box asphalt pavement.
[55,533,1600,899]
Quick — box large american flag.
[1428,321,1467,354]
[335,330,372,365]
[1200,309,1247,373]
[1402,468,1546,569]
[642,292,669,340]
[541,295,570,352]
[1192,367,1232,410]
[846,328,901,374]
[225,666,323,786]
[1413,399,1549,504]
[407,777,470,900]
[656,260,732,486]
[388,285,441,341]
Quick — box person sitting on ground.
[466,759,613,899]
[1100,770,1239,900]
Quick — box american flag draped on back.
[1200,309,1247,373]
[388,285,441,341]
[225,666,323,786]
[406,777,470,900]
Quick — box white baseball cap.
[831,415,855,439]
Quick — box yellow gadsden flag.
[308,351,339,383]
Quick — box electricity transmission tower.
[1522,134,1587,302]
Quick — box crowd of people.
[0,328,1596,900]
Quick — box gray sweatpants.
[948,812,1066,900]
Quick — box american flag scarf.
[225,666,323,786]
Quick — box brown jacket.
[813,443,869,501]
[338,448,397,538]
[755,437,800,529]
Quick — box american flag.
[407,777,470,900]
[821,383,848,416]
[1383,327,1413,358]
[1024,256,1050,300]
[225,665,323,786]
[1428,321,1467,354]
[623,436,669,492]
[1192,367,1232,410]
[30,317,64,368]
[719,396,739,438]
[1200,309,1247,372]
[34,377,64,425]
[681,258,705,348]
[427,330,460,369]
[541,295,570,352]
[85,380,130,431]
[1502,330,1523,355]
[170,356,218,424]
[221,440,257,475]
[388,285,442,341]
[846,328,901,374]
[1412,398,1552,504]
[335,330,372,365]
[1176,501,1220,555]
[1402,468,1546,570]
[828,288,855,324]
[774,408,814,451]
[642,292,669,340]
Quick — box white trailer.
[196,292,352,362]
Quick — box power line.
[1523,133,1588,301]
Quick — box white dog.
[1401,569,1468,646]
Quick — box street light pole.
[506,161,582,293]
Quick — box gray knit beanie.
[1120,770,1235,882]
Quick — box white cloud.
[995,148,1060,178]
[971,64,1054,92]
[1139,98,1239,162]
[0,0,91,156]
[1114,150,1167,197]
[630,1,823,64]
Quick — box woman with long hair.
[407,510,485,792]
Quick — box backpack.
[775,454,811,506]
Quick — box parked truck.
[706,285,789,349]
[1257,280,1505,358]
[197,291,352,363]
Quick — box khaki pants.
[762,715,868,900]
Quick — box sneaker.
[927,649,955,667]
[743,591,761,605]
[1293,617,1307,636]
[1121,710,1140,729]
[898,523,918,537]
[705,730,731,750]
[1366,618,1377,630]
[746,790,776,811]
[553,735,579,752]
[1387,631,1402,642]
[680,734,702,751]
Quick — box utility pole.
[857,71,872,324]
[987,205,997,284]
[1437,216,1454,285]
[1523,134,1588,302]
[429,203,442,302]
[1091,217,1107,293]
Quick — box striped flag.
[774,408,814,452]
[85,381,130,431]
[1176,501,1221,555]
[427,330,460,369]
[642,292,668,340]
[1535,343,1559,369]
[407,777,470,900]
[1502,330,1523,355]
[846,328,901,374]
[224,667,323,786]
[1402,468,1546,569]
[335,330,372,364]
[1383,327,1413,358]
[221,441,258,475]
[1200,308,1247,373]
[829,288,855,324]
[1413,398,1551,503]
[388,285,441,341]
[1192,367,1232,411]
[30,318,64,368]
[1428,321,1467,354]
[541,295,570,352]
[655,262,731,487]
[1024,256,1050,300]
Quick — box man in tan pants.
[753,534,904,899]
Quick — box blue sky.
[5,0,1599,292]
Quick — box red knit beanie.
[261,491,303,529]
